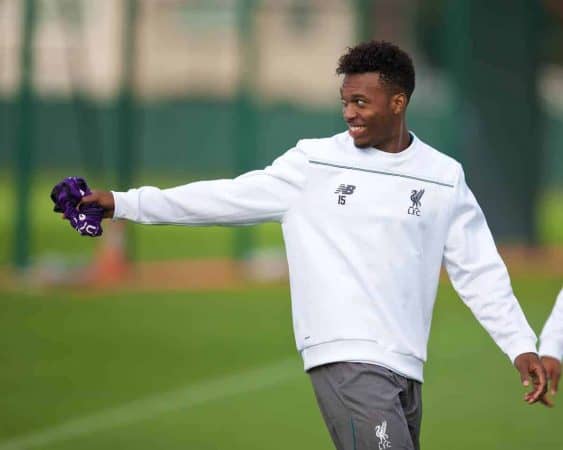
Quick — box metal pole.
[13,0,37,269]
[117,0,138,260]
[443,0,470,161]
[56,0,104,179]
[444,0,543,242]
[233,0,258,261]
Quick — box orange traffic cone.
[88,220,130,285]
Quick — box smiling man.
[70,41,545,450]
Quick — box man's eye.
[356,99,366,107]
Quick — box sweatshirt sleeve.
[112,146,308,226]
[539,288,563,361]
[442,167,537,363]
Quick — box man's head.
[336,40,415,149]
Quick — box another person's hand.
[78,191,115,218]
[539,356,561,407]
[514,352,547,405]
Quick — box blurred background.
[0,1,562,449]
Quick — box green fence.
[2,97,563,184]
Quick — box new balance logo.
[334,184,356,205]
[408,188,425,216]
[334,184,356,195]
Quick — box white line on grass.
[0,358,301,450]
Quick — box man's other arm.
[442,167,546,404]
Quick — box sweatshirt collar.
[350,132,419,161]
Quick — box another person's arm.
[539,288,563,399]
[80,146,308,226]
[442,167,546,404]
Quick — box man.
[76,41,545,450]
[539,288,563,405]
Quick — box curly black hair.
[336,40,415,101]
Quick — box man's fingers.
[524,387,540,403]
[515,354,549,405]
[517,360,546,404]
[77,193,97,209]
[518,368,530,387]
[81,193,96,202]
[535,363,547,391]
[541,357,562,396]
[77,191,115,216]
[526,366,548,404]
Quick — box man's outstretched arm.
[442,167,546,405]
[80,146,308,226]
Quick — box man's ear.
[391,93,407,115]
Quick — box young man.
[539,288,563,405]
[77,41,546,450]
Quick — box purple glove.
[50,177,104,237]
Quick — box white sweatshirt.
[539,288,563,361]
[112,131,537,381]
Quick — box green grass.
[0,278,561,450]
[538,190,563,245]
[0,173,561,267]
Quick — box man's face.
[340,72,399,149]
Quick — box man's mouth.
[348,125,367,138]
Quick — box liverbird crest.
[410,189,425,208]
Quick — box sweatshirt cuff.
[505,338,538,364]
[539,341,563,362]
[111,191,127,220]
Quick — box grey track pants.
[309,362,422,450]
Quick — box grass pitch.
[0,172,562,449]
[0,278,561,450]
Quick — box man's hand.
[539,356,561,407]
[514,352,547,405]
[78,191,115,218]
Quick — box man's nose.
[343,104,357,121]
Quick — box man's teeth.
[350,126,365,132]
